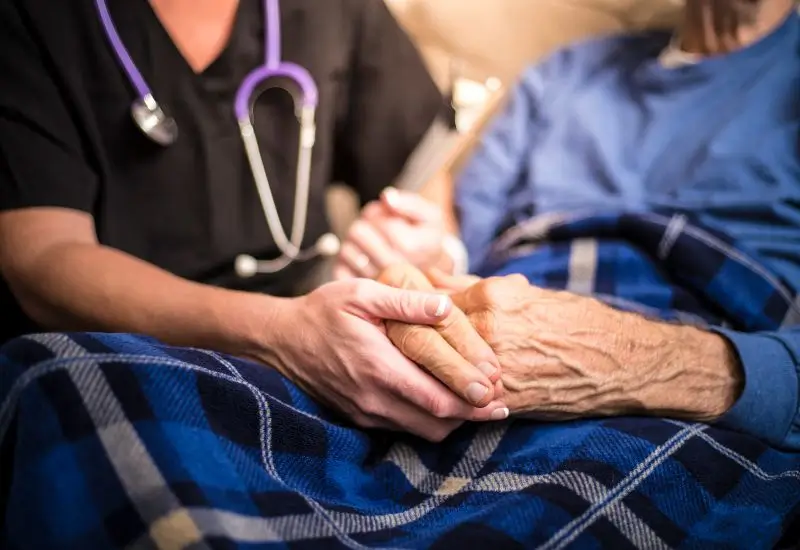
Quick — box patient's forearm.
[501,310,745,422]
[419,172,460,235]
[620,320,744,421]
[418,171,465,274]
[421,85,509,235]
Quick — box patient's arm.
[418,172,459,236]
[450,275,744,422]
[385,267,744,423]
[417,82,511,238]
[448,274,800,452]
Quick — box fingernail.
[490,407,510,421]
[466,382,489,404]
[383,187,398,206]
[424,295,450,318]
[477,362,497,377]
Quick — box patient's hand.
[377,264,508,420]
[437,273,743,421]
[386,269,743,422]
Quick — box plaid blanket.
[1,212,799,549]
[482,210,800,331]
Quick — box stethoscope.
[95,0,341,277]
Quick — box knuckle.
[391,374,420,399]
[473,279,497,302]
[438,306,467,330]
[391,296,415,322]
[507,273,529,287]
[358,396,384,418]
[351,219,372,237]
[352,412,380,429]
[396,326,434,357]
[364,204,391,225]
[340,241,359,262]
[309,285,336,308]
[479,277,513,305]
[345,225,365,244]
[424,393,452,419]
[348,278,376,304]
[378,263,410,287]
[393,325,417,351]
[349,220,365,238]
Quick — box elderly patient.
[2,0,800,548]
[339,0,800,450]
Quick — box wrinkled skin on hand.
[377,265,506,418]
[382,265,743,422]
[446,274,655,419]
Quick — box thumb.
[381,187,441,224]
[348,279,452,325]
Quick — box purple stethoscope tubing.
[95,0,338,275]
[94,0,319,133]
[234,0,318,119]
[94,0,151,99]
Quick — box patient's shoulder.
[520,30,672,89]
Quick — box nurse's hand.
[262,277,507,442]
[333,188,447,280]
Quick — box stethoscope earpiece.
[234,255,260,279]
[315,233,341,257]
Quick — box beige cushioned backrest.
[387,0,683,86]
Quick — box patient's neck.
[678,0,795,56]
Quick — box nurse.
[0,0,508,442]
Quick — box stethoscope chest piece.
[131,94,179,146]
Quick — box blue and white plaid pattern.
[1,211,799,549]
[483,210,800,331]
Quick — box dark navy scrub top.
[0,0,444,342]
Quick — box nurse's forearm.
[12,242,280,358]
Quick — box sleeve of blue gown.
[454,67,546,272]
[714,327,800,450]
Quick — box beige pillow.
[387,0,683,85]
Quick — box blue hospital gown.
[455,11,800,449]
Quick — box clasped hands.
[377,263,743,433]
[269,189,741,443]
[272,259,741,443]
